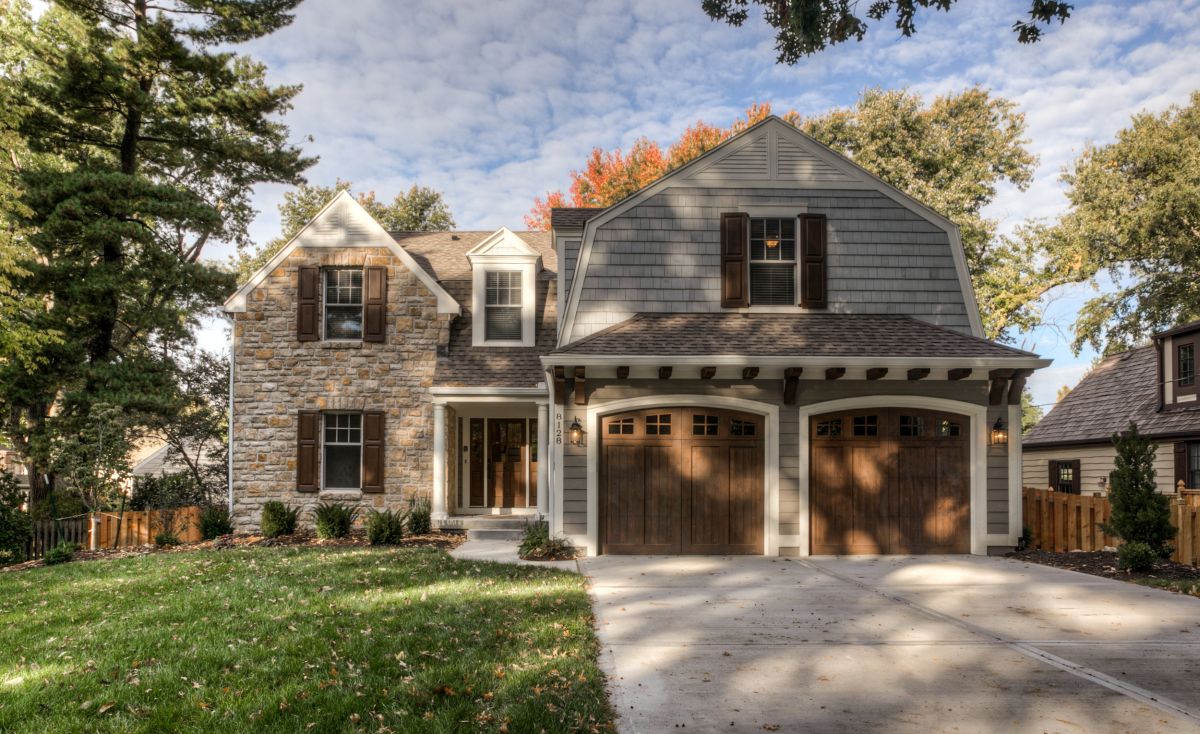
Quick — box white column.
[537,401,549,519]
[432,402,448,521]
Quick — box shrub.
[154,531,181,547]
[366,508,406,545]
[1118,541,1158,572]
[518,520,575,561]
[0,471,31,565]
[313,502,358,539]
[407,496,432,536]
[198,505,233,540]
[1100,423,1176,557]
[260,501,298,538]
[43,541,75,565]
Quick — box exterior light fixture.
[765,238,780,249]
[989,417,1009,446]
[568,418,586,446]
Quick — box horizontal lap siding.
[986,406,1009,535]
[1022,444,1177,496]
[570,187,970,341]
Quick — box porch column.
[432,402,448,521]
[537,401,549,519]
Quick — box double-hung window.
[1178,342,1195,388]
[324,269,363,340]
[485,271,523,341]
[323,413,362,489]
[749,217,795,305]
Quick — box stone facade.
[231,246,450,532]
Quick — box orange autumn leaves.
[525,103,793,229]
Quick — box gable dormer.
[1157,320,1200,409]
[467,228,541,347]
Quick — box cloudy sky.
[203,0,1200,409]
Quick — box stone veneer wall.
[231,246,450,531]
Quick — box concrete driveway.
[580,555,1200,733]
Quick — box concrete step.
[467,527,528,541]
[437,515,535,531]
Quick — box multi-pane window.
[730,419,756,437]
[323,413,362,489]
[1054,460,1079,494]
[749,218,795,305]
[607,417,634,435]
[937,420,962,438]
[646,414,672,435]
[815,419,842,437]
[692,414,719,436]
[1179,344,1195,387]
[899,415,924,437]
[853,415,878,437]
[324,269,363,340]
[1189,443,1200,489]
[485,271,523,341]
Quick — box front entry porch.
[429,387,549,528]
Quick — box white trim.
[542,354,1050,370]
[558,116,989,345]
[796,395,991,556]
[536,402,549,519]
[469,228,540,348]
[1009,403,1023,542]
[432,403,447,520]
[580,394,780,557]
[223,191,460,315]
[226,316,235,517]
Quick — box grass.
[1132,577,1200,598]
[0,547,614,733]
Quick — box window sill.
[319,489,363,499]
[320,340,363,349]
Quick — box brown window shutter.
[1070,460,1081,494]
[297,410,319,492]
[800,214,827,308]
[297,266,320,341]
[362,410,385,493]
[363,266,387,343]
[720,212,749,308]
[1175,442,1188,489]
[1048,460,1058,490]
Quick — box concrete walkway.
[449,539,579,571]
[581,554,1200,733]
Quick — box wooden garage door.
[601,407,764,555]
[811,408,970,555]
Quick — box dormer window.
[324,268,363,340]
[1178,342,1195,388]
[485,271,523,341]
[468,228,540,347]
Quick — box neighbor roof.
[391,230,555,281]
[550,208,604,229]
[1024,345,1200,447]
[550,313,1039,359]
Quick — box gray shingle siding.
[569,187,970,342]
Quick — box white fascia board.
[429,386,548,398]
[224,190,461,315]
[540,354,1052,370]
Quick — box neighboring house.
[224,116,1049,556]
[131,442,224,480]
[0,441,30,493]
[1023,320,1200,496]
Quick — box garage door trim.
[797,395,991,556]
[583,394,780,557]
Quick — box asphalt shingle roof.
[549,208,604,229]
[551,313,1038,359]
[1024,345,1200,446]
[390,230,555,281]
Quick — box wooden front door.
[600,407,764,555]
[487,419,527,508]
[810,408,970,555]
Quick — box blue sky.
[200,0,1200,409]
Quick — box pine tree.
[0,0,313,505]
[1101,423,1176,557]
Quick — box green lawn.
[1132,577,1200,598]
[0,547,614,733]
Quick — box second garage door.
[601,407,764,555]
[810,408,971,555]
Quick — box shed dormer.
[1157,319,1200,409]
[467,228,541,347]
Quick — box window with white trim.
[749,217,795,305]
[484,270,523,341]
[323,413,362,489]
[324,269,363,340]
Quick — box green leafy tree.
[1020,389,1042,433]
[235,180,456,281]
[1038,91,1200,354]
[0,0,312,505]
[701,0,1072,63]
[145,351,228,504]
[1100,423,1176,558]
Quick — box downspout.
[227,315,235,518]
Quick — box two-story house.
[1023,320,1200,496]
[224,117,1050,556]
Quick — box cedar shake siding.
[230,245,450,532]
[568,187,969,342]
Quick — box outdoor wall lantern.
[568,418,586,447]
[990,417,1009,446]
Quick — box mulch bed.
[1,529,465,573]
[1009,548,1200,583]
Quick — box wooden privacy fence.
[26,517,89,560]
[1023,487,1200,565]
[92,506,203,549]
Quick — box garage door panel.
[728,445,763,548]
[811,444,851,554]
[644,444,682,550]
[603,444,645,550]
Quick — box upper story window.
[485,271,523,341]
[324,268,363,340]
[749,218,795,305]
[1178,342,1195,388]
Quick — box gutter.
[540,354,1052,370]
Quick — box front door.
[488,419,527,508]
